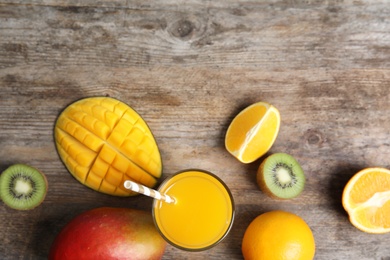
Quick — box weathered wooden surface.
[0,0,389,259]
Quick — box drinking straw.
[124,180,175,204]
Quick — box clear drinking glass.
[152,169,235,251]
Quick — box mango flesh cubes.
[54,97,162,196]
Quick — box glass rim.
[152,169,235,251]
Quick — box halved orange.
[225,102,280,164]
[342,167,390,234]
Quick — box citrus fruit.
[54,97,162,196]
[225,102,280,163]
[342,167,390,234]
[242,210,315,260]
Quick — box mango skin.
[49,207,167,260]
[54,97,162,196]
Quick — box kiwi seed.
[0,164,48,210]
[257,153,305,199]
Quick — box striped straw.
[124,180,175,204]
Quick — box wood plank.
[0,0,389,259]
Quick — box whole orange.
[242,210,315,260]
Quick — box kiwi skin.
[0,164,48,210]
[256,153,305,200]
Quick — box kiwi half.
[0,164,48,210]
[257,153,305,199]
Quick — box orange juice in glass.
[152,169,235,251]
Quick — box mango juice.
[152,170,235,251]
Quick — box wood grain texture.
[0,0,389,259]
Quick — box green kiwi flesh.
[257,153,305,199]
[0,164,48,210]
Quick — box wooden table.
[1,1,389,259]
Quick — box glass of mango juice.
[152,169,235,251]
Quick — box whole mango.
[49,207,167,260]
[54,97,162,196]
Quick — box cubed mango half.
[54,97,162,196]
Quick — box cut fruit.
[257,153,305,199]
[0,164,48,210]
[54,97,162,196]
[225,102,280,163]
[342,167,390,234]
